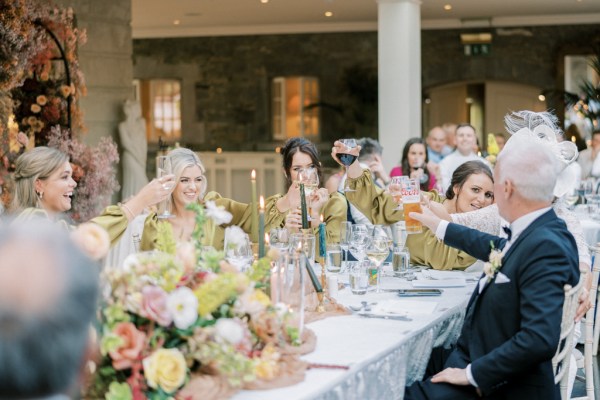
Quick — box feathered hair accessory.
[503,110,579,198]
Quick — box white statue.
[119,100,148,199]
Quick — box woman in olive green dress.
[139,147,253,250]
[10,146,172,244]
[331,141,494,270]
[265,138,347,254]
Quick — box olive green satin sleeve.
[140,212,159,251]
[90,205,130,246]
[263,192,347,255]
[345,170,404,225]
[204,191,253,250]
[404,192,475,270]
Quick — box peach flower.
[36,95,48,106]
[108,322,146,370]
[70,223,110,261]
[175,242,197,274]
[140,285,172,326]
[30,104,41,113]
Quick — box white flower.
[215,318,244,345]
[204,200,233,226]
[224,226,246,249]
[484,243,503,281]
[166,287,198,330]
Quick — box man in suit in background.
[0,221,99,399]
[405,126,580,399]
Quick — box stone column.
[377,0,422,172]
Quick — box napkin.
[372,299,437,316]
[412,278,466,288]
[421,269,480,282]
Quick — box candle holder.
[316,292,325,313]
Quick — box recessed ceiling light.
[444,4,452,11]
[260,0,269,3]
[538,94,546,102]
[325,11,333,17]
[173,19,181,25]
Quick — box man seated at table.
[0,221,99,399]
[405,131,579,399]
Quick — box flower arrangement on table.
[87,203,312,400]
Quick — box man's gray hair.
[0,221,99,398]
[357,137,383,161]
[496,135,559,202]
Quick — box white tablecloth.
[232,271,475,400]
[580,217,600,248]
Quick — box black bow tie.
[502,226,512,241]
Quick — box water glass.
[326,243,342,273]
[281,250,306,336]
[269,228,290,248]
[224,233,253,272]
[348,260,369,295]
[392,245,410,274]
[289,233,316,262]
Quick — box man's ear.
[504,179,514,199]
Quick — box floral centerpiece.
[87,204,311,400]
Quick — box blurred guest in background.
[494,132,507,152]
[565,124,588,153]
[0,221,98,399]
[578,130,600,180]
[390,138,437,191]
[441,122,457,155]
[426,126,448,164]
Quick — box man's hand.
[409,202,442,233]
[575,287,590,322]
[430,367,470,385]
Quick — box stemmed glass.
[339,221,352,271]
[336,138,358,192]
[157,156,175,219]
[389,176,408,211]
[564,187,580,210]
[578,180,593,205]
[365,225,393,292]
[349,224,369,262]
[224,233,254,272]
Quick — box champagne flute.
[157,156,175,219]
[297,167,320,219]
[337,138,358,192]
[365,225,392,291]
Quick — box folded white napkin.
[372,299,437,316]
[412,278,466,288]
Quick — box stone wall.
[133,25,600,153]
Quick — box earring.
[37,191,43,200]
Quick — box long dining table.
[233,269,477,400]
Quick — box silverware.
[357,313,412,321]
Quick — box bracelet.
[119,202,135,220]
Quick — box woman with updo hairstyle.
[139,147,254,250]
[265,137,347,251]
[332,140,495,270]
[10,146,173,245]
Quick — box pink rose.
[70,223,110,261]
[140,286,172,326]
[109,322,146,370]
[175,242,197,274]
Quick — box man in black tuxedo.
[405,134,580,399]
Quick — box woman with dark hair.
[389,138,437,191]
[265,137,347,248]
[333,138,495,269]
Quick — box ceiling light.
[538,94,546,102]
[444,4,452,11]
[173,19,180,25]
[325,11,333,17]
[261,0,269,3]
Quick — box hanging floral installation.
[0,0,119,221]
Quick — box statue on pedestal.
[119,100,148,199]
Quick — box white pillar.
[377,0,422,172]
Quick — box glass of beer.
[389,176,409,210]
[401,178,423,234]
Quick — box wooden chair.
[573,244,600,400]
[553,270,586,399]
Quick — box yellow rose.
[143,348,187,394]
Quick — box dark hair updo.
[280,137,322,189]
[445,160,493,199]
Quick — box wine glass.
[564,188,579,209]
[349,224,369,261]
[583,178,595,204]
[297,167,320,218]
[389,176,408,211]
[410,157,429,186]
[269,228,289,249]
[224,233,254,272]
[339,221,352,271]
[157,156,175,219]
[337,138,358,192]
[365,226,393,291]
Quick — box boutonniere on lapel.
[483,241,503,283]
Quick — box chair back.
[580,245,600,400]
[553,269,585,399]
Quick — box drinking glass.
[289,233,316,262]
[365,225,392,291]
[326,243,342,273]
[392,244,410,274]
[348,260,369,295]
[269,227,290,248]
[339,221,351,270]
[157,156,175,219]
[389,176,408,211]
[297,167,320,217]
[349,224,369,261]
[401,178,423,234]
[224,233,254,272]
[337,138,358,192]
[564,187,580,209]
[583,178,595,205]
